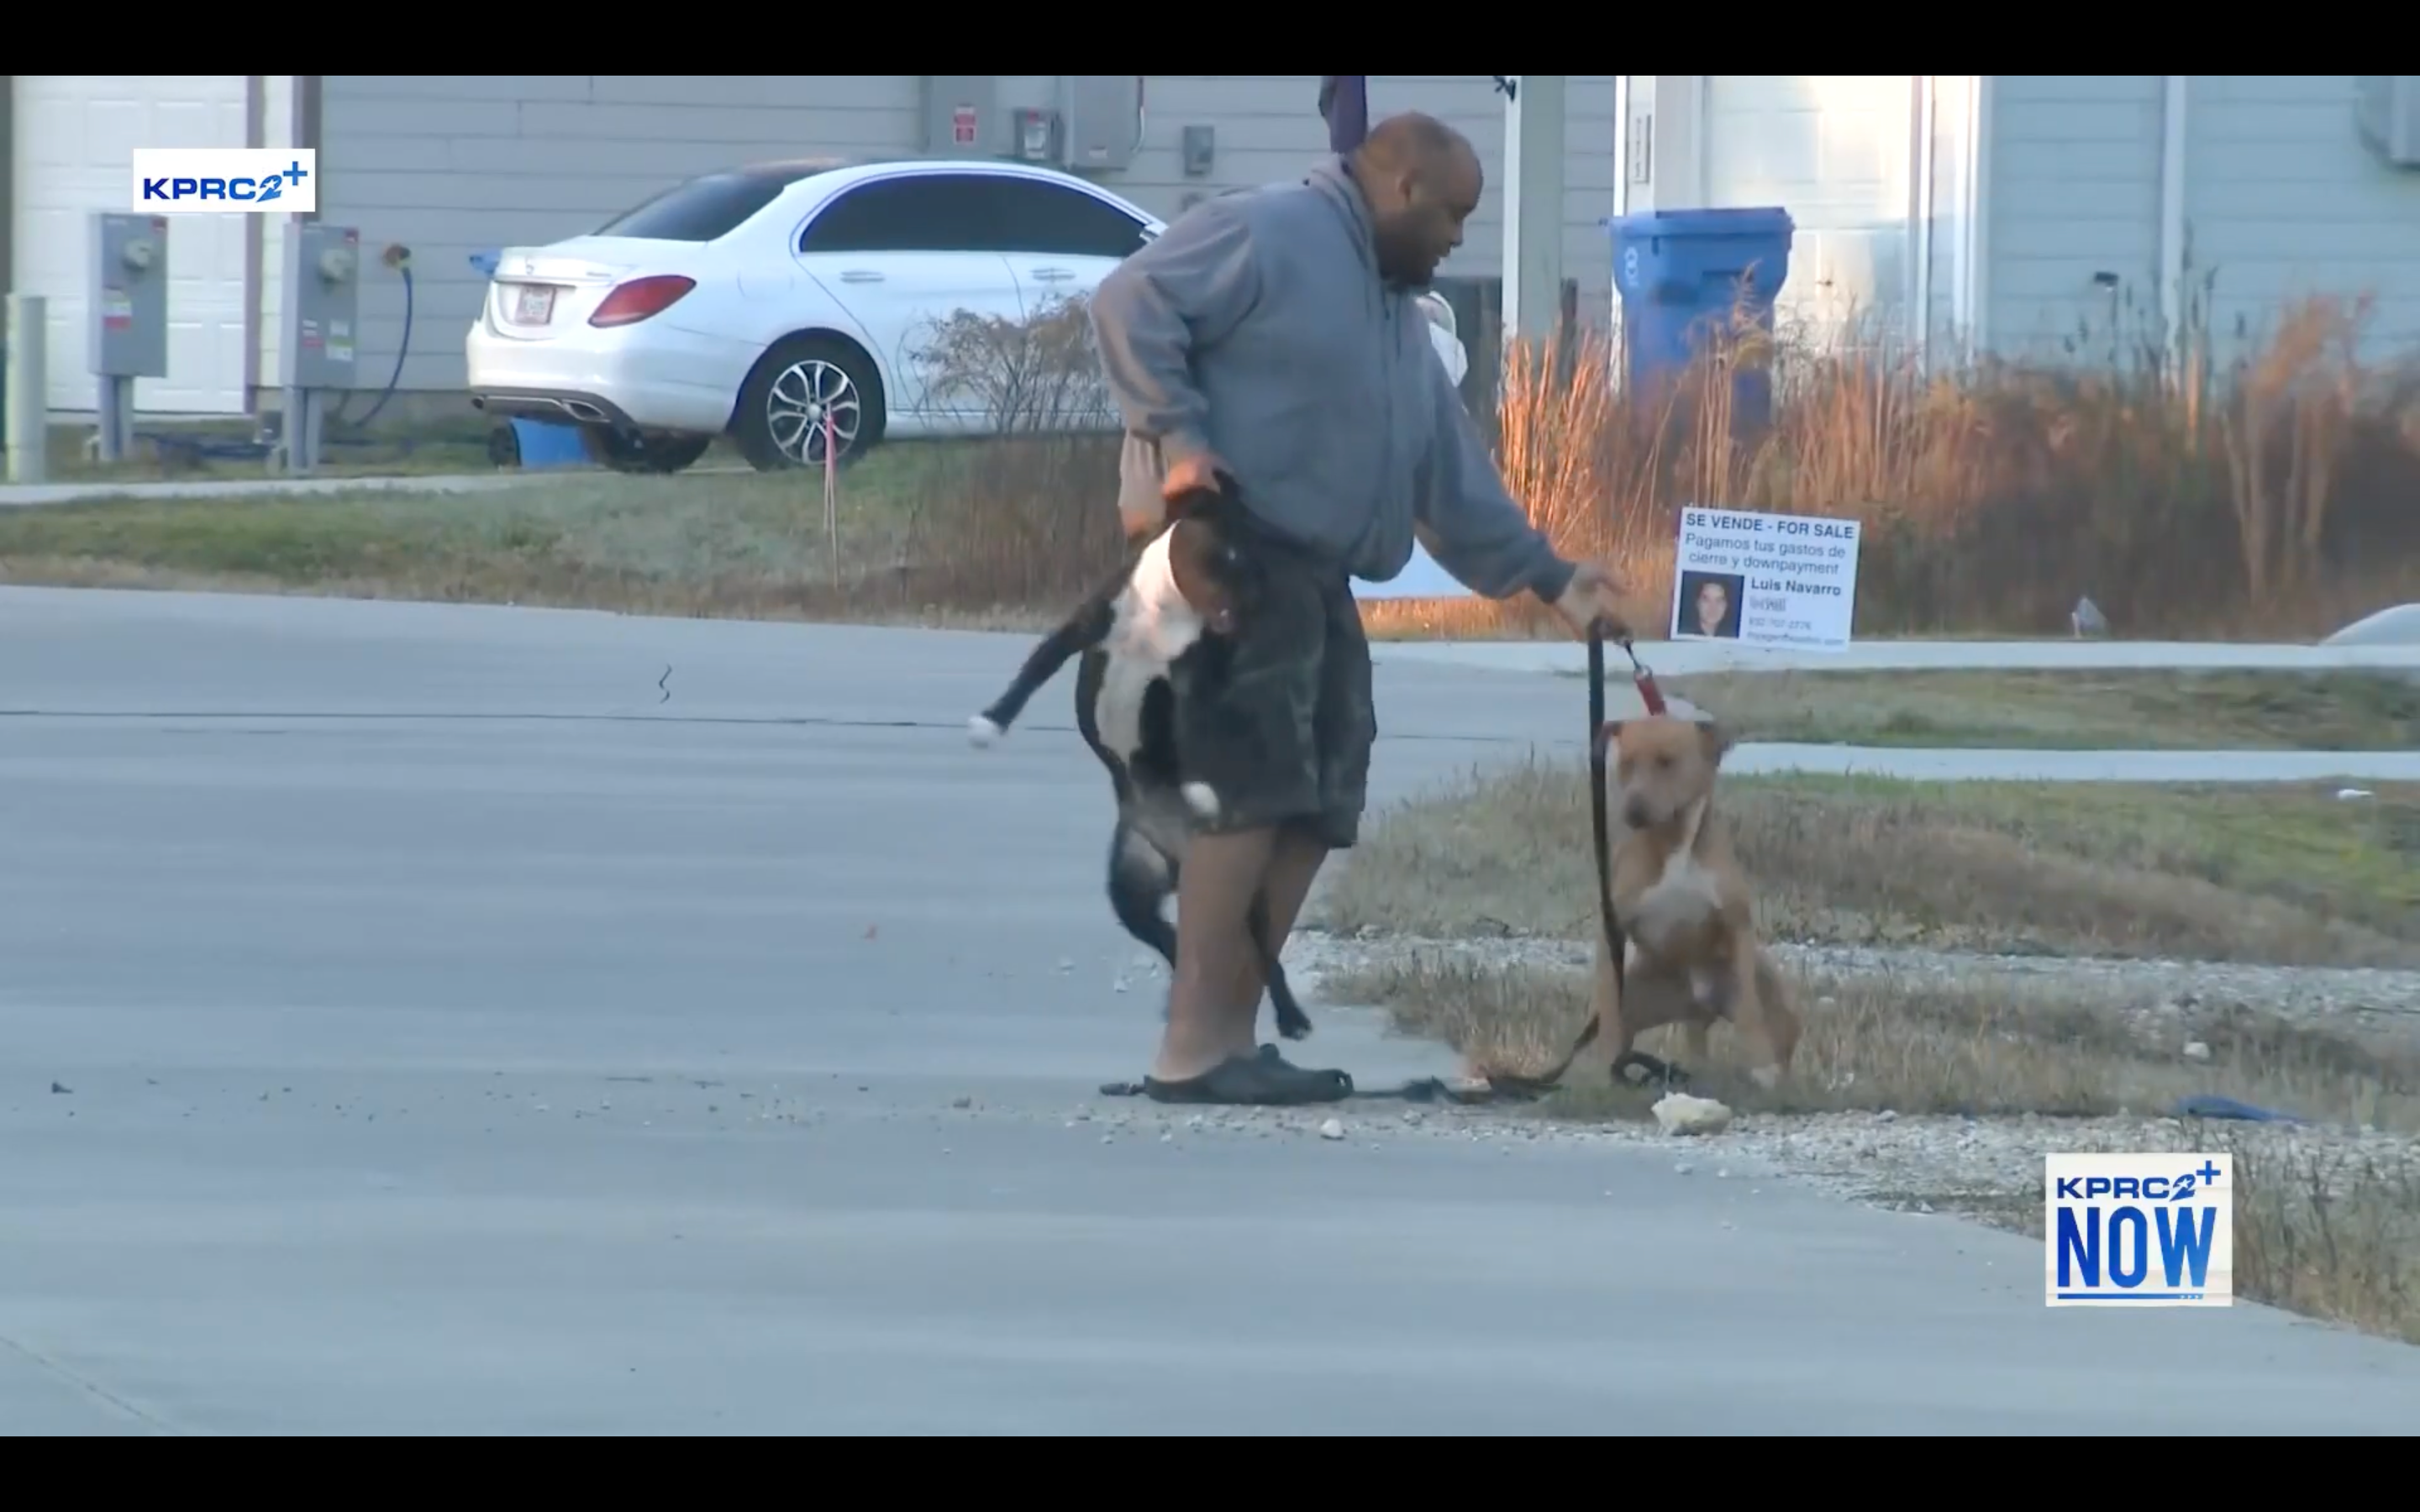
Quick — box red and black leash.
[1410,617,1682,1102]
[1587,614,1664,1007]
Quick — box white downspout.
[1502,74,1568,344]
[1912,75,1936,370]
[2157,74,2190,370]
[1502,76,1525,339]
[1608,74,1631,384]
[1963,76,1996,363]
[1611,75,1633,223]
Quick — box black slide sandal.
[1139,1052,1355,1106]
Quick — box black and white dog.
[967,486,1314,1042]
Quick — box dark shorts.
[1173,541,1376,850]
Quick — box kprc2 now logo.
[131,149,317,214]
[2045,1152,2233,1307]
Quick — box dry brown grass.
[1316,764,2420,968]
[0,460,1065,629]
[8,285,2417,638]
[0,299,1129,629]
[1327,956,2420,1125]
[1427,285,2420,642]
[1323,747,2420,1341]
[1320,953,2420,1342]
[1647,666,2420,751]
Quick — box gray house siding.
[2182,74,2420,360]
[317,74,1620,396]
[1102,75,1621,325]
[1974,74,2420,369]
[319,74,923,393]
[1985,75,2165,365]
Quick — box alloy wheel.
[765,358,863,466]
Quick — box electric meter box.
[88,213,171,378]
[283,222,363,391]
[922,76,1003,156]
[1064,76,1141,173]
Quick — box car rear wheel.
[732,335,883,473]
[578,426,713,475]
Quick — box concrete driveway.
[5,585,2417,1436]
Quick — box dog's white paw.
[1181,781,1220,819]
[967,714,1003,748]
[1749,1064,1782,1091]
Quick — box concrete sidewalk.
[1724,744,2419,784]
[0,472,555,509]
[1371,636,2420,676]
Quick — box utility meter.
[88,213,170,381]
[284,223,362,392]
[280,223,365,476]
[87,212,171,463]
[1011,107,1057,163]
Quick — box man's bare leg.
[1154,826,1277,1082]
[1228,825,1330,1058]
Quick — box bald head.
[1347,112,1483,287]
[1356,112,1478,178]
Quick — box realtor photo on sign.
[1670,507,1864,651]
[1674,571,1745,640]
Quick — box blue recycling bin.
[471,248,588,469]
[1609,207,1794,433]
[508,417,589,469]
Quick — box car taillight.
[589,275,696,328]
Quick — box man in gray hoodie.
[1089,111,1628,1105]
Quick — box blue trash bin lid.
[1607,207,1795,303]
[1604,207,1796,241]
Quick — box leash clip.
[1615,632,1668,718]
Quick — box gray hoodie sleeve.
[1086,198,1263,467]
[1411,356,1577,603]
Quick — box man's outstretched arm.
[1087,199,1264,470]
[1411,355,1578,605]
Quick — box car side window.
[797,175,1003,255]
[989,180,1154,260]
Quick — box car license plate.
[513,285,555,325]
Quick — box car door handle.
[839,270,884,284]
[1029,267,1076,281]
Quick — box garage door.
[1703,76,1913,350]
[12,76,251,415]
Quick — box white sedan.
[466,157,1166,474]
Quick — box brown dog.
[1586,716,1801,1089]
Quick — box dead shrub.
[878,270,2419,638]
[890,295,1125,612]
[1419,269,2420,642]
[2221,1133,2420,1341]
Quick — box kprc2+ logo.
[131,149,317,215]
[2044,1152,2233,1307]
